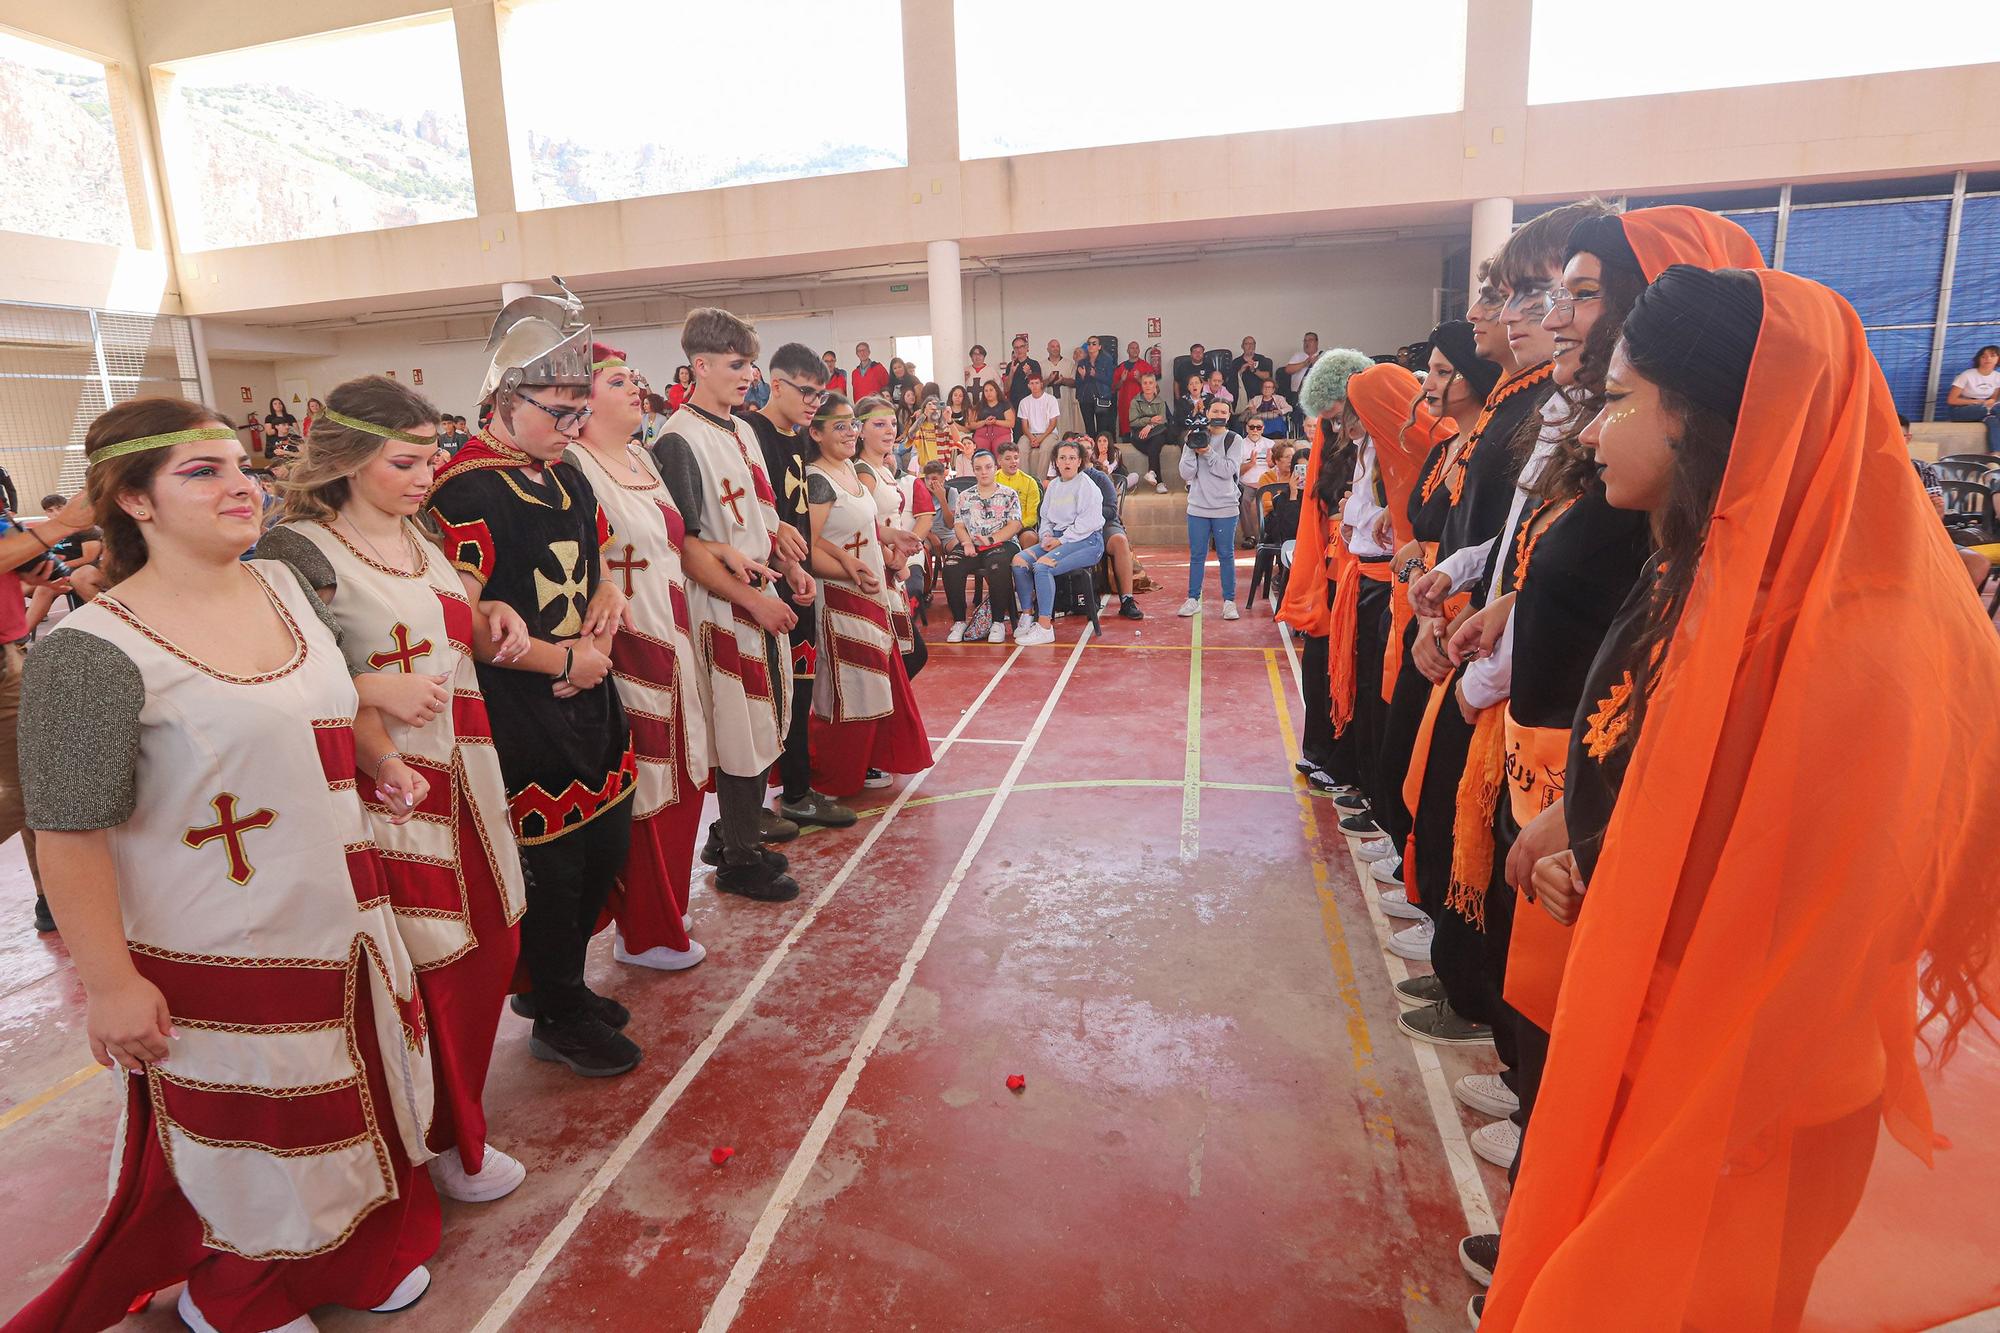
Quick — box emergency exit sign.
[890,283,910,292]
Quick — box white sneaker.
[863,767,894,789]
[1144,469,1158,484]
[1388,917,1435,961]
[1221,602,1240,621]
[1155,482,1168,494]
[428,1144,527,1202]
[1469,1118,1522,1169]
[179,1287,317,1333]
[370,1266,432,1313]
[1454,1073,1521,1120]
[1016,611,1035,633]
[946,621,966,643]
[1370,856,1404,884]
[1177,597,1200,617]
[1017,623,1055,645]
[683,912,693,931]
[986,623,1006,644]
[1378,884,1426,920]
[614,932,706,972]
[1355,836,1396,863]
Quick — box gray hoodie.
[1179,427,1248,518]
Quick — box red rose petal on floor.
[711,1146,736,1165]
[1005,1074,1026,1092]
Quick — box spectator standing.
[1079,335,1116,438]
[908,395,950,470]
[1175,371,1214,446]
[1004,335,1042,411]
[850,342,889,400]
[1114,340,1153,438]
[265,396,294,435]
[1945,344,2000,452]
[1284,332,1323,400]
[822,350,848,397]
[744,365,772,411]
[640,393,673,447]
[1179,398,1248,619]
[1127,371,1173,492]
[1231,337,1274,405]
[301,397,324,438]
[965,344,1000,391]
[1043,339,1081,435]
[1017,373,1063,474]
[667,364,695,411]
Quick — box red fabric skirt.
[809,649,932,798]
[411,777,520,1174]
[6,981,440,1333]
[609,790,702,954]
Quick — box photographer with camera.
[1177,399,1250,620]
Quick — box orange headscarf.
[1346,365,1454,703]
[1619,204,1768,276]
[1275,416,1335,637]
[1484,270,2000,1329]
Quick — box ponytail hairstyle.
[84,398,232,584]
[281,374,441,522]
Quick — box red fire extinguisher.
[1146,345,1162,373]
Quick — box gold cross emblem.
[534,540,587,637]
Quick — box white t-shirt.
[966,362,1001,389]
[1953,368,2000,401]
[1018,393,1061,436]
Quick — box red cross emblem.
[843,531,871,560]
[183,793,278,886]
[365,623,432,674]
[607,542,650,597]
[718,479,747,526]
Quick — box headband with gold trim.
[88,425,237,468]
[322,407,436,446]
[591,357,627,371]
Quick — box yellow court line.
[1264,649,1388,1103]
[1180,612,1203,861]
[0,1062,105,1136]
[927,640,1269,652]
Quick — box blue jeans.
[1187,513,1237,598]
[1946,403,2000,453]
[1012,532,1105,618]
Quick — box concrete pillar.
[926,240,964,396]
[1470,197,1514,274]
[501,281,534,304]
[188,315,215,406]
[454,0,518,216]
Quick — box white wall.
[264,241,1446,414]
[209,356,279,416]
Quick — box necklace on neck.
[340,513,416,573]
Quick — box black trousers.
[1079,399,1110,437]
[777,607,816,801]
[1298,631,1336,776]
[1410,681,1477,994]
[1483,801,1551,1185]
[1129,427,1169,477]
[517,796,635,1022]
[903,621,928,680]
[714,770,769,865]
[1376,617,1430,853]
[1351,580,1394,817]
[943,545,1018,623]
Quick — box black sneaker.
[528,1014,641,1077]
[1303,769,1346,792]
[32,895,55,934]
[1332,791,1370,813]
[1118,596,1144,620]
[758,808,804,841]
[1467,1293,1484,1328]
[1339,813,1383,836]
[1459,1233,1499,1288]
[1394,974,1446,1007]
[699,826,788,873]
[776,792,853,829]
[716,859,802,903]
[510,990,630,1030]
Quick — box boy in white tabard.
[649,308,815,903]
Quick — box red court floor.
[1,549,1995,1332]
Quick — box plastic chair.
[1942,479,1995,537]
[1935,455,2000,485]
[1243,483,1298,610]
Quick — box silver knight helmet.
[479,276,593,432]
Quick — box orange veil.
[1484,270,2000,1329]
[1344,364,1453,703]
[1275,416,1335,637]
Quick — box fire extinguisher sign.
[1146,317,1161,338]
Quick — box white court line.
[1278,627,1497,1239]
[700,626,1097,1331]
[470,645,1027,1333]
[926,735,1021,746]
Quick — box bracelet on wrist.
[558,645,573,683]
[373,751,402,781]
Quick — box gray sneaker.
[777,791,855,829]
[757,808,802,842]
[1396,1000,1494,1047]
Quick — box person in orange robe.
[1481,264,2000,1331]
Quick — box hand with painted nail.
[374,758,429,825]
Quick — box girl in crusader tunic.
[256,373,538,1207]
[801,394,932,799]
[13,399,438,1333]
[568,343,734,971]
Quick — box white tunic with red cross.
[275,520,527,968]
[565,442,710,812]
[810,460,897,723]
[665,402,793,776]
[59,562,433,1260]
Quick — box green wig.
[1298,348,1377,418]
